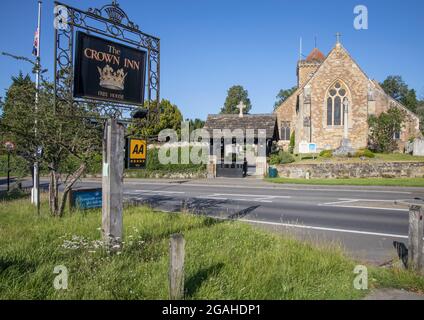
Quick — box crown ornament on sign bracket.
[97,65,128,91]
[88,1,139,30]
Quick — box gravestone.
[413,139,424,157]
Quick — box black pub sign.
[74,32,146,106]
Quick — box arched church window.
[326,82,348,126]
[281,121,291,141]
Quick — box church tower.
[297,48,325,87]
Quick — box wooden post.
[408,205,424,273]
[102,118,125,250]
[169,234,185,300]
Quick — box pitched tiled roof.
[204,114,279,140]
[306,48,326,63]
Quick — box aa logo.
[133,144,144,155]
[129,139,147,160]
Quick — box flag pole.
[31,0,42,213]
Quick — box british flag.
[32,28,39,56]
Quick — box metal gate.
[216,162,246,178]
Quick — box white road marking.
[321,199,359,206]
[320,205,409,212]
[213,193,291,199]
[319,198,410,212]
[338,198,410,203]
[234,199,273,203]
[238,219,409,239]
[146,190,185,194]
[127,190,185,195]
[195,194,274,203]
[201,193,292,203]
[195,196,228,201]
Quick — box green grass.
[266,177,424,187]
[292,153,424,164]
[0,198,423,300]
[374,153,424,162]
[125,167,206,179]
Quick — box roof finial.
[314,35,317,48]
[336,32,342,44]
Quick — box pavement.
[364,289,424,300]
[2,176,424,265]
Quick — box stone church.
[275,39,421,153]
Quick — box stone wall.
[276,162,424,179]
[275,88,298,149]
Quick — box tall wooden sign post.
[102,119,125,248]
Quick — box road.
[3,176,424,264]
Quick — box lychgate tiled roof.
[204,114,279,140]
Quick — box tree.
[186,118,205,133]
[0,73,37,175]
[381,76,418,113]
[0,73,102,216]
[220,85,252,114]
[274,86,297,111]
[402,89,418,113]
[368,107,405,153]
[132,99,183,138]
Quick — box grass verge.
[292,153,424,164]
[266,177,424,187]
[0,198,423,299]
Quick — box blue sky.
[0,0,423,120]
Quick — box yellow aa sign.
[130,139,147,160]
[126,138,147,169]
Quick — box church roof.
[305,48,326,63]
[204,114,279,140]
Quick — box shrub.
[319,150,333,158]
[368,107,405,152]
[269,151,295,165]
[355,149,375,158]
[145,147,206,171]
[269,154,281,165]
[280,151,295,164]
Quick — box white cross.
[237,101,246,118]
[343,98,349,139]
[336,32,342,44]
